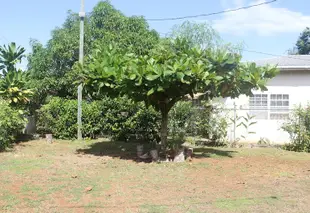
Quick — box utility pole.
[233,102,236,143]
[77,0,85,140]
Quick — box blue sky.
[1,0,309,67]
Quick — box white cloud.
[215,0,310,36]
[220,0,246,8]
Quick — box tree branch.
[167,96,183,112]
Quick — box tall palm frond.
[0,42,26,72]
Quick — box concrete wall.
[225,70,310,144]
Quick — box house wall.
[225,70,310,144]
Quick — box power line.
[158,32,310,62]
[241,49,310,62]
[146,0,277,21]
[0,35,9,43]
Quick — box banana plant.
[0,42,32,107]
[0,69,32,107]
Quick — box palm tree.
[0,42,26,75]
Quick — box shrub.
[0,100,26,150]
[282,105,310,152]
[96,96,160,142]
[122,105,160,143]
[168,100,228,146]
[195,101,228,146]
[37,97,79,139]
[37,96,160,141]
[169,101,195,140]
[37,97,228,145]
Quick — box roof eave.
[278,66,310,71]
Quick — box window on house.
[249,94,268,119]
[270,94,289,120]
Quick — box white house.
[225,55,310,144]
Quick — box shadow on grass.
[0,134,34,153]
[76,140,152,163]
[194,147,237,158]
[76,140,237,162]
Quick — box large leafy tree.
[289,27,310,55]
[82,38,278,148]
[27,1,159,103]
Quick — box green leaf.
[241,122,247,129]
[184,70,192,76]
[147,88,155,96]
[129,74,136,80]
[135,78,143,86]
[236,123,242,127]
[203,72,209,79]
[177,72,185,80]
[204,80,211,85]
[145,75,159,81]
[215,76,223,81]
[260,85,268,91]
[164,70,175,76]
[157,86,164,92]
[249,122,257,126]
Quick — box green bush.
[282,105,310,152]
[37,97,78,139]
[37,97,227,145]
[169,101,195,140]
[126,105,160,143]
[195,102,228,146]
[37,96,160,141]
[168,100,228,146]
[0,100,26,150]
[96,96,160,142]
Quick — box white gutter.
[278,66,310,71]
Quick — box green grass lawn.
[0,139,310,213]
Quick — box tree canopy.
[27,1,159,102]
[82,38,278,147]
[289,27,310,55]
[170,21,221,49]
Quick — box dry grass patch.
[0,139,309,212]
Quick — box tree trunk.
[160,110,169,148]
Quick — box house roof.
[254,55,310,70]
